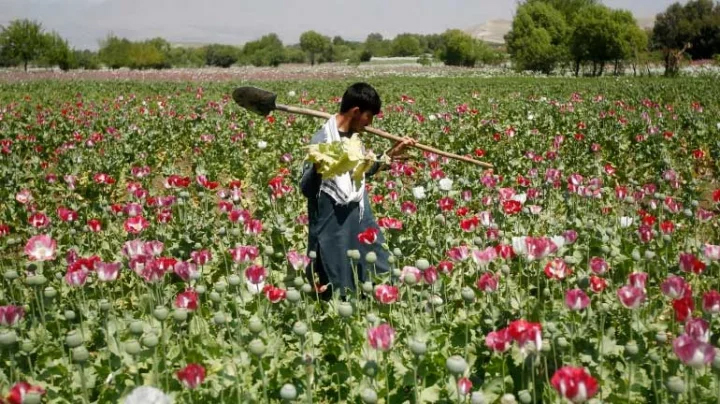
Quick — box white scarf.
[319,114,366,221]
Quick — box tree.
[437,29,476,66]
[505,2,569,73]
[391,33,422,57]
[612,9,648,75]
[73,50,100,70]
[241,33,285,67]
[127,42,166,69]
[299,30,330,65]
[526,0,599,23]
[652,0,720,76]
[205,44,239,67]
[0,19,47,71]
[98,34,132,69]
[40,31,74,70]
[364,33,391,57]
[569,5,623,76]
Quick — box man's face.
[350,108,374,132]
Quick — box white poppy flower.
[439,178,453,191]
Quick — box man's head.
[339,82,381,132]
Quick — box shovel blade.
[232,86,277,116]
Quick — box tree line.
[0,19,505,71]
[506,0,720,76]
[1,0,719,75]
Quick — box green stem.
[413,359,420,404]
[79,363,90,404]
[259,357,270,404]
[385,352,391,404]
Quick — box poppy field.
[1,75,720,403]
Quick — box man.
[299,82,415,300]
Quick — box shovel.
[232,86,493,168]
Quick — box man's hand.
[385,136,416,162]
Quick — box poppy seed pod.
[415,259,430,270]
[129,321,144,335]
[213,312,227,325]
[625,341,639,356]
[214,281,228,293]
[338,302,353,318]
[461,287,475,303]
[228,274,241,286]
[173,308,188,322]
[65,330,83,348]
[0,330,17,346]
[446,355,468,375]
[362,281,374,294]
[248,316,264,334]
[666,376,685,394]
[209,291,222,303]
[471,392,487,404]
[44,286,57,299]
[500,393,517,404]
[409,338,427,356]
[99,299,111,312]
[142,334,159,348]
[280,384,297,401]
[293,321,307,337]
[360,387,378,404]
[72,346,90,363]
[153,306,169,321]
[249,338,266,356]
[3,270,19,280]
[124,340,142,356]
[286,289,301,303]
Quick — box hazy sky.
[0,0,685,50]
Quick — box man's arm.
[300,161,321,198]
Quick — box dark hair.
[339,82,381,115]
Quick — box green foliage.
[284,46,307,64]
[525,0,600,23]
[300,30,331,65]
[204,44,239,68]
[359,49,372,62]
[98,34,132,69]
[652,0,720,75]
[436,29,490,67]
[166,46,205,68]
[0,19,47,71]
[391,34,422,57]
[569,5,626,75]
[39,31,74,71]
[506,2,569,73]
[72,50,100,70]
[241,33,286,67]
[364,33,391,57]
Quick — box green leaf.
[420,384,441,403]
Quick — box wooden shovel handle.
[275,104,493,168]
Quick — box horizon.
[0,0,687,51]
